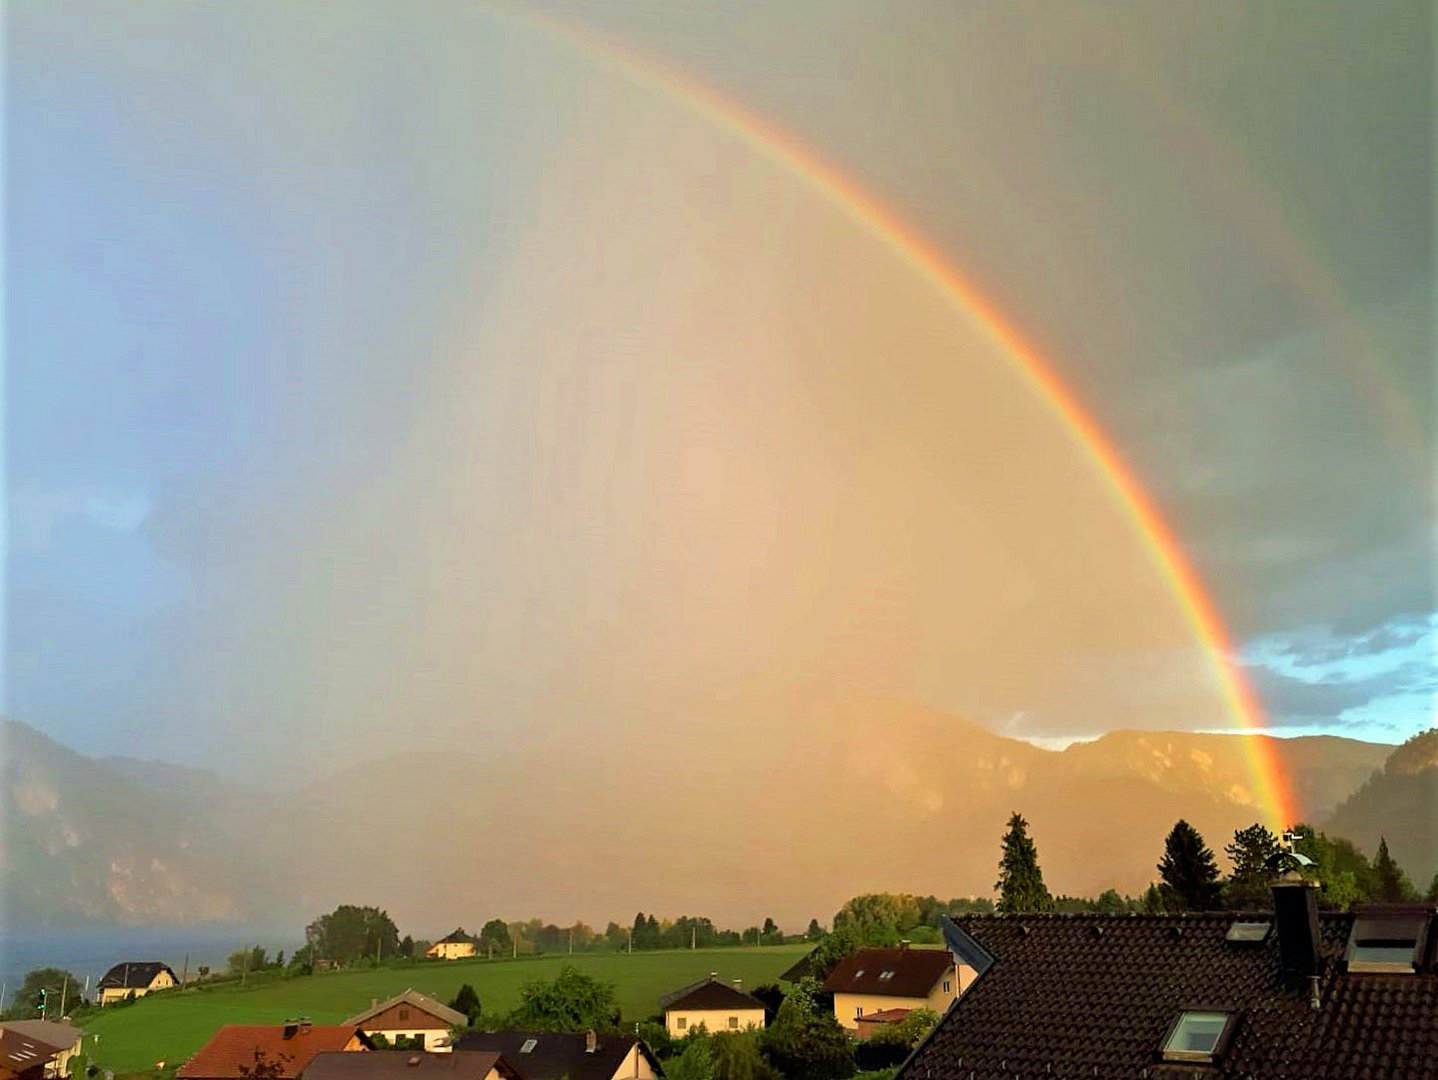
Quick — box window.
[676,1017,686,1031]
[1161,1011,1235,1063]
[520,1040,538,1055]
[942,979,952,994]
[1346,910,1427,973]
[728,1017,739,1030]
[856,1006,864,1018]
[399,1008,410,1021]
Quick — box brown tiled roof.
[97,961,177,990]
[901,908,1438,1079]
[823,947,954,999]
[176,1025,368,1079]
[451,1031,660,1080]
[659,977,765,1013]
[344,989,467,1029]
[857,1009,911,1023]
[305,1052,519,1080]
[0,1021,82,1051]
[0,1028,65,1076]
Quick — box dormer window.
[1160,1011,1237,1063]
[1346,909,1427,973]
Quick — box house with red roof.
[176,1022,371,1080]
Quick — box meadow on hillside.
[81,945,810,1075]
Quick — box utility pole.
[376,935,383,967]
[691,926,696,950]
[241,948,249,987]
[569,927,573,955]
[181,954,189,987]
[627,928,632,955]
[58,977,68,1018]
[0,982,7,1012]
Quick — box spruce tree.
[1158,820,1222,911]
[995,812,1054,913]
[1372,837,1416,902]
[1425,872,1438,904]
[1223,823,1280,909]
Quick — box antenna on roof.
[1267,831,1315,874]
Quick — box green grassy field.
[81,945,809,1075]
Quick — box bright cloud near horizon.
[4,1,1433,778]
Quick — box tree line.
[993,811,1438,914]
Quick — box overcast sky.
[5,1,1432,775]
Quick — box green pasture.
[80,945,809,1076]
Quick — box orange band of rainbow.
[503,7,1299,831]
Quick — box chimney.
[371,998,378,1009]
[732,979,742,990]
[283,1023,298,1040]
[899,940,910,950]
[709,971,718,981]
[297,1018,312,1035]
[585,1029,598,1054]
[1272,871,1322,980]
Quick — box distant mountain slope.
[2,706,1397,929]
[1324,728,1437,888]
[1,720,273,927]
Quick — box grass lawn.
[80,945,809,1075]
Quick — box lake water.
[0,926,297,1008]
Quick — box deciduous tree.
[508,966,618,1031]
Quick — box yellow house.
[822,945,970,1032]
[97,962,178,1005]
[426,930,477,961]
[660,974,767,1038]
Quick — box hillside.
[3,705,1395,930]
[1324,728,1437,888]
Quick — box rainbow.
[498,6,1299,831]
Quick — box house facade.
[426,931,477,961]
[659,975,766,1038]
[901,877,1438,1077]
[96,962,178,1005]
[822,945,966,1032]
[344,990,467,1051]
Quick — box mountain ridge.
[2,710,1396,930]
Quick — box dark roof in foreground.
[452,1031,658,1080]
[823,946,954,998]
[902,907,1438,1079]
[97,961,177,989]
[659,976,766,1013]
[306,1052,519,1080]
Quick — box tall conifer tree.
[995,812,1054,913]
[1372,836,1416,902]
[1158,820,1222,911]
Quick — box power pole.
[627,928,632,955]
[181,954,189,987]
[569,928,573,955]
[691,926,696,950]
[241,948,249,987]
[58,977,68,1018]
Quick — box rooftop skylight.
[1161,1011,1235,1063]
[1346,910,1427,974]
[1225,921,1271,944]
